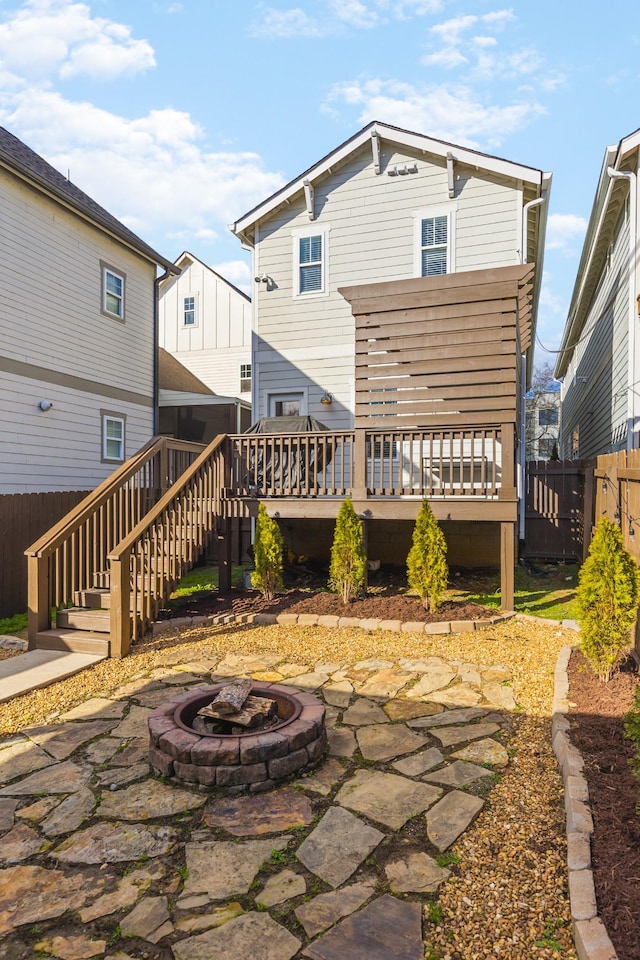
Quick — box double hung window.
[414,206,455,278]
[183,296,196,326]
[292,225,329,297]
[101,263,125,319]
[102,414,125,462]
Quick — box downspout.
[607,166,637,449]
[154,266,174,436]
[518,192,547,546]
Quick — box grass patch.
[0,611,28,635]
[458,562,579,620]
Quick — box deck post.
[27,554,50,649]
[498,423,517,500]
[353,429,367,500]
[110,551,132,659]
[218,516,233,594]
[361,517,368,591]
[500,522,515,612]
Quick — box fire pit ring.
[148,681,327,793]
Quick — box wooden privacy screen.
[340,264,535,431]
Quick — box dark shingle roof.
[0,126,175,271]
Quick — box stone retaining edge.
[151,609,516,637]
[552,642,619,960]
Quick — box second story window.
[183,296,195,326]
[539,407,559,427]
[101,263,125,320]
[240,363,251,392]
[299,235,323,293]
[420,215,448,276]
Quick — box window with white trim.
[292,225,329,298]
[269,392,304,417]
[102,414,125,462]
[183,295,196,326]
[240,363,251,392]
[101,263,125,319]
[414,206,455,278]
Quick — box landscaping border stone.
[552,641,618,960]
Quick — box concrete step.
[56,607,111,632]
[33,629,110,657]
[0,650,108,703]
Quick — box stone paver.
[256,869,306,907]
[426,790,485,851]
[172,910,301,960]
[204,788,313,836]
[296,806,384,888]
[336,769,442,830]
[294,880,376,938]
[302,894,423,960]
[356,723,427,761]
[0,649,514,959]
[385,851,450,893]
[180,837,290,901]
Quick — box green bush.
[329,498,366,604]
[407,500,448,612]
[251,504,283,601]
[577,516,640,682]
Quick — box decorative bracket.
[447,152,456,199]
[303,178,315,220]
[371,130,381,175]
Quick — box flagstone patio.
[0,651,517,960]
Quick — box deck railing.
[25,436,204,644]
[107,434,227,657]
[228,425,505,499]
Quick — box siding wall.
[253,141,524,429]
[0,165,156,492]
[561,208,631,458]
[159,258,252,400]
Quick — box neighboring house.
[158,348,251,441]
[230,121,551,578]
[0,124,176,617]
[525,389,560,460]
[556,127,640,459]
[0,125,176,495]
[158,252,252,405]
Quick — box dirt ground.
[567,649,640,960]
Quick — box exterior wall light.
[38,399,53,411]
[320,391,333,405]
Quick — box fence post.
[217,517,233,594]
[27,554,50,648]
[110,551,131,659]
[500,522,515,611]
[582,463,594,561]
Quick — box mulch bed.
[567,648,640,960]
[160,586,491,624]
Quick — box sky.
[1,0,639,369]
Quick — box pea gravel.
[0,616,578,959]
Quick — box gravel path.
[0,616,578,959]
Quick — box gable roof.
[160,251,251,301]
[230,120,548,243]
[555,126,640,378]
[0,126,176,273]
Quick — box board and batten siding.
[158,258,252,400]
[252,141,524,429]
[561,208,631,458]
[0,165,156,492]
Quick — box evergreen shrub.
[406,499,448,612]
[577,516,640,682]
[251,503,283,601]
[329,498,366,604]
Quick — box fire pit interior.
[148,679,327,793]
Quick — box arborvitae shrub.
[623,686,640,779]
[329,498,366,604]
[251,503,283,601]
[406,499,448,612]
[577,516,640,682]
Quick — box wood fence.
[523,449,640,564]
[0,490,89,618]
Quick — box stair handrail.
[107,433,229,657]
[26,435,205,645]
[25,437,203,559]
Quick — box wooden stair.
[33,628,110,657]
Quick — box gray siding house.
[556,128,640,458]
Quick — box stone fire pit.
[148,681,327,792]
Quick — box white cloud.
[249,0,445,39]
[423,47,468,68]
[472,35,498,48]
[212,259,253,295]
[430,13,477,45]
[328,0,380,28]
[325,77,544,147]
[248,7,326,39]
[546,213,588,253]
[0,0,155,81]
